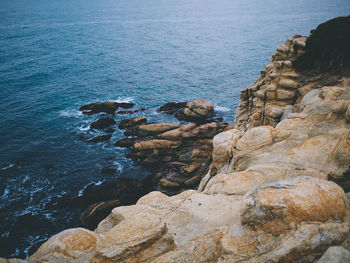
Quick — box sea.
[0,0,349,258]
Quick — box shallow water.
[0,0,349,258]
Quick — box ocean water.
[0,0,349,258]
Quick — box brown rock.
[90,118,116,129]
[176,99,214,121]
[134,139,180,150]
[242,177,346,235]
[137,123,181,136]
[28,228,97,263]
[80,199,120,228]
[157,101,187,114]
[118,117,147,129]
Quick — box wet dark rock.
[101,167,117,174]
[79,101,135,115]
[157,101,187,114]
[117,107,146,115]
[88,134,112,143]
[114,137,139,148]
[118,117,147,129]
[80,101,119,114]
[117,102,135,109]
[74,176,155,229]
[90,118,116,129]
[80,199,120,228]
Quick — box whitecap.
[78,180,105,196]
[76,125,90,132]
[113,161,124,173]
[59,109,83,118]
[215,105,231,112]
[1,188,10,199]
[112,97,134,103]
[1,163,15,170]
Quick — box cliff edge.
[6,16,350,263]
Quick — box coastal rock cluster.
[116,100,232,195]
[8,17,350,262]
[78,99,230,227]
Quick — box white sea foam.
[76,125,90,132]
[113,161,124,173]
[1,188,10,199]
[59,109,83,118]
[113,97,134,103]
[215,105,231,112]
[1,163,15,170]
[78,180,105,197]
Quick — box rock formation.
[118,117,232,195]
[15,17,350,262]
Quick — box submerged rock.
[88,134,112,143]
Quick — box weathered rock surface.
[176,99,214,122]
[121,119,232,195]
[317,246,350,263]
[24,20,350,263]
[118,117,147,129]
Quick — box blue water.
[0,0,349,258]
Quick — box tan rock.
[276,88,296,100]
[28,228,97,263]
[241,177,347,235]
[134,139,180,150]
[279,78,299,89]
[177,99,214,121]
[94,213,167,262]
[137,123,181,136]
[236,126,276,152]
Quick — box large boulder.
[90,117,116,129]
[118,117,147,129]
[157,101,187,114]
[28,228,97,263]
[176,100,214,122]
[317,246,350,263]
[79,101,135,115]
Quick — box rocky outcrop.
[90,117,116,129]
[79,101,135,115]
[317,246,350,263]
[176,99,214,122]
[21,18,350,263]
[118,110,233,195]
[158,100,215,122]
